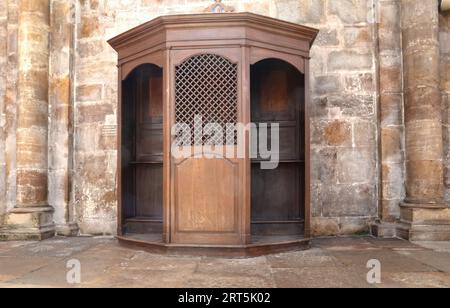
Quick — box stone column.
[0,0,54,240]
[49,0,78,236]
[398,0,450,241]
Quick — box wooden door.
[170,50,247,245]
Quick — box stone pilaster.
[0,0,54,240]
[0,0,8,216]
[49,0,78,236]
[397,0,450,241]
[371,0,406,237]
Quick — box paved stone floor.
[0,236,449,288]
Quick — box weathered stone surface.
[4,236,441,287]
[76,84,103,102]
[344,27,373,47]
[337,148,376,184]
[320,183,377,217]
[315,28,339,46]
[313,120,352,146]
[345,73,374,93]
[275,0,325,24]
[3,0,437,239]
[328,0,368,24]
[328,50,373,71]
[314,75,342,95]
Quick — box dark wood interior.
[251,59,305,237]
[122,64,164,237]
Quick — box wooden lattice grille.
[175,54,238,146]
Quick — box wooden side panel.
[250,58,306,237]
[137,66,163,162]
[136,165,163,218]
[251,164,303,221]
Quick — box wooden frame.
[108,13,318,257]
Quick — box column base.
[55,223,79,237]
[0,207,55,241]
[371,203,450,241]
[370,220,398,238]
[397,202,450,241]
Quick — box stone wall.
[308,0,379,235]
[0,0,19,217]
[0,0,7,216]
[0,0,402,236]
[441,11,450,201]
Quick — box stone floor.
[0,236,449,288]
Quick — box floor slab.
[0,236,449,288]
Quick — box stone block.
[344,73,374,93]
[312,119,352,147]
[344,27,373,47]
[353,120,376,147]
[78,102,113,123]
[79,15,102,39]
[76,84,103,102]
[336,148,376,184]
[313,75,342,95]
[328,0,368,24]
[381,94,403,126]
[380,64,402,93]
[328,50,373,71]
[315,95,375,118]
[311,147,338,184]
[320,183,377,217]
[78,40,105,58]
[315,28,339,46]
[275,0,325,24]
[381,127,403,163]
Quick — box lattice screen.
[175,54,238,146]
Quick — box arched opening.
[250,59,306,239]
[121,64,164,240]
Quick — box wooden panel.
[149,75,163,117]
[250,58,306,237]
[136,65,163,161]
[174,158,238,234]
[251,164,303,221]
[170,49,245,246]
[250,46,305,73]
[136,165,163,218]
[122,77,136,220]
[253,126,299,161]
[121,64,164,232]
[260,69,288,113]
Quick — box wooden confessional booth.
[108,13,318,256]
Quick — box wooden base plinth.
[117,234,310,258]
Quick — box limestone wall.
[0,0,7,216]
[0,0,396,236]
[442,11,450,201]
[0,0,19,217]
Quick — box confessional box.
[108,13,318,255]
